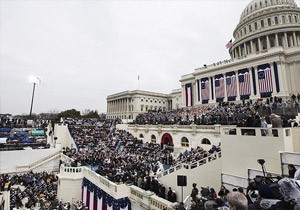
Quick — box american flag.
[225,39,233,49]
[215,76,225,99]
[238,71,251,96]
[258,67,273,93]
[201,79,210,100]
[226,74,237,97]
[82,178,131,210]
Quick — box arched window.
[261,19,265,28]
[289,15,292,23]
[139,133,144,138]
[151,134,156,143]
[282,15,286,24]
[254,22,258,30]
[275,16,278,24]
[268,18,271,26]
[181,137,189,147]
[201,138,211,145]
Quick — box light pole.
[29,76,42,118]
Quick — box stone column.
[116,99,118,113]
[249,69,255,97]
[198,79,202,102]
[223,74,228,101]
[289,34,294,47]
[293,32,297,46]
[250,40,254,54]
[192,81,196,106]
[284,32,288,48]
[181,85,185,107]
[275,33,279,47]
[254,67,260,96]
[210,77,215,102]
[269,63,277,94]
[258,37,262,51]
[276,62,288,95]
[266,35,270,49]
[126,98,129,113]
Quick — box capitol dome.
[229,0,300,60]
[240,0,298,21]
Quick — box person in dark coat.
[288,164,297,178]
[191,183,199,202]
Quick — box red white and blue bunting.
[82,178,131,210]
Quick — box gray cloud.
[1,0,281,115]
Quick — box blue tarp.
[22,138,34,143]
[0,128,11,133]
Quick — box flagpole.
[138,75,140,90]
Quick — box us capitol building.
[107,0,300,121]
[2,1,300,210]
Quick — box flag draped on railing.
[82,178,131,210]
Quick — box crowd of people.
[134,96,299,127]
[0,171,60,209]
[172,183,249,210]
[0,171,86,210]
[64,119,221,203]
[1,95,300,209]
[66,121,174,193]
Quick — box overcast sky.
[1,0,298,115]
